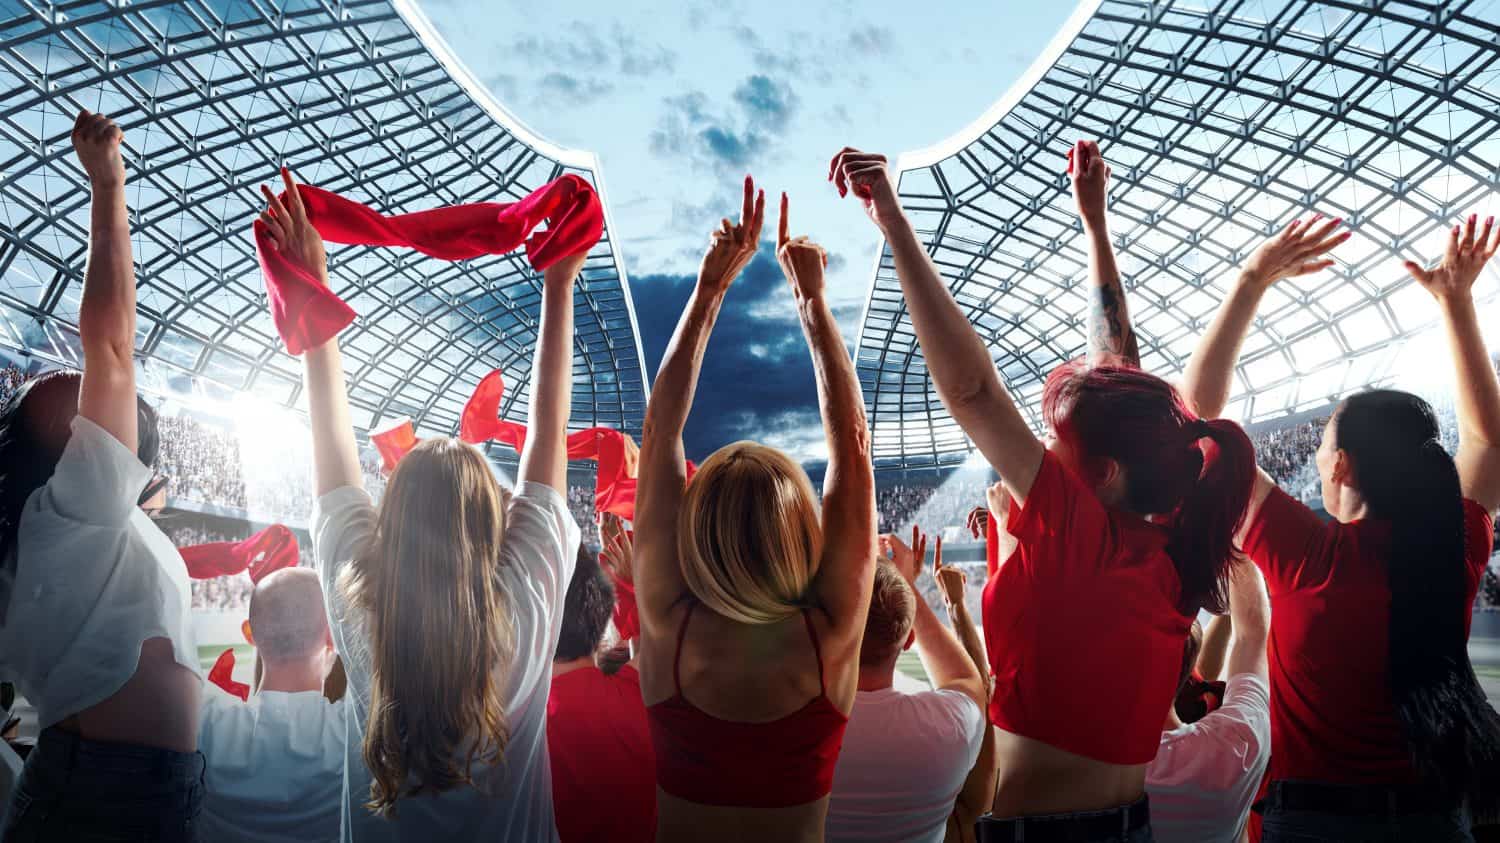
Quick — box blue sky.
[423,0,1077,462]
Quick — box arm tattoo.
[1089,281,1140,367]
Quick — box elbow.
[941,376,1001,422]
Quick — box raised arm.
[517,251,587,492]
[778,193,876,635]
[1196,613,1232,683]
[831,148,1043,502]
[258,169,361,496]
[1071,140,1138,368]
[1182,216,1348,522]
[1404,214,1500,512]
[1223,557,1270,680]
[883,530,984,707]
[932,544,997,826]
[72,112,139,450]
[635,177,763,627]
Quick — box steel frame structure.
[856,0,1500,470]
[0,0,649,442]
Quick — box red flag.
[371,417,421,475]
[208,648,250,702]
[181,524,298,583]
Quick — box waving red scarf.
[181,524,299,583]
[370,417,420,475]
[208,648,250,702]
[256,174,605,355]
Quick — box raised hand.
[1240,215,1348,290]
[879,526,928,585]
[965,506,988,540]
[258,168,329,285]
[985,482,1008,522]
[1068,140,1110,229]
[698,175,764,294]
[829,147,899,230]
[1404,213,1500,302]
[600,516,635,587]
[931,536,966,611]
[776,192,827,303]
[72,110,125,188]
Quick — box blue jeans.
[1259,780,1472,843]
[0,727,204,842]
[976,796,1154,843]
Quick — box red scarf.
[255,174,605,355]
[180,524,298,583]
[207,648,250,702]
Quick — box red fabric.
[1242,488,1494,785]
[459,370,694,521]
[646,604,848,807]
[985,509,1001,578]
[982,450,1191,764]
[370,417,420,474]
[181,524,298,583]
[255,174,604,355]
[547,665,656,843]
[607,554,640,643]
[208,648,250,702]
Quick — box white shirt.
[1146,673,1271,843]
[198,685,347,842]
[0,416,199,727]
[313,481,579,843]
[826,685,986,843]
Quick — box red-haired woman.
[833,144,1256,842]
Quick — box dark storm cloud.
[648,75,798,173]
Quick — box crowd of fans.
[0,363,24,401]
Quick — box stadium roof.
[856,0,1500,470]
[0,0,648,442]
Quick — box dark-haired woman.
[834,142,1257,842]
[1184,214,1500,841]
[0,112,204,842]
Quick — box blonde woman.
[256,169,587,841]
[634,180,877,843]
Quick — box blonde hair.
[678,441,823,624]
[337,437,515,816]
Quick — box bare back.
[989,728,1147,818]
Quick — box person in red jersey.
[1185,212,1500,841]
[633,180,876,843]
[547,544,654,843]
[833,143,1257,843]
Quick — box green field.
[896,651,931,686]
[198,644,254,672]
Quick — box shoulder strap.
[801,610,826,694]
[672,602,697,695]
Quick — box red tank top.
[646,603,849,808]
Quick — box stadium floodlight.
[0,0,649,444]
[855,0,1500,471]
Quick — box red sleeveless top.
[646,603,849,808]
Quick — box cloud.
[630,248,833,464]
[649,75,798,173]
[535,72,613,105]
[494,21,674,109]
[845,25,896,56]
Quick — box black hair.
[1336,389,1500,810]
[554,545,615,663]
[0,370,159,567]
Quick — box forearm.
[1197,614,1231,682]
[303,341,362,496]
[912,598,983,704]
[518,269,576,490]
[1439,293,1500,446]
[1224,563,1270,678]
[798,294,870,486]
[946,601,989,684]
[1183,280,1263,419]
[1084,221,1139,367]
[78,182,135,364]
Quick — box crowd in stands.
[6,116,1500,843]
[0,365,23,402]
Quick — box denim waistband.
[34,726,205,783]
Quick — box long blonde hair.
[337,437,514,816]
[678,441,823,624]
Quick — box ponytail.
[1041,362,1255,615]
[1337,390,1500,811]
[1168,419,1256,615]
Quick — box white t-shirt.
[313,481,579,843]
[198,685,347,842]
[0,416,199,727]
[1146,673,1271,843]
[826,685,986,843]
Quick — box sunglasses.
[138,473,170,509]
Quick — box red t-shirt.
[983,450,1192,764]
[546,664,656,843]
[1242,488,1493,785]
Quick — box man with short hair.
[546,544,655,843]
[826,529,988,843]
[197,567,344,843]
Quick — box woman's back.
[1242,486,1494,784]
